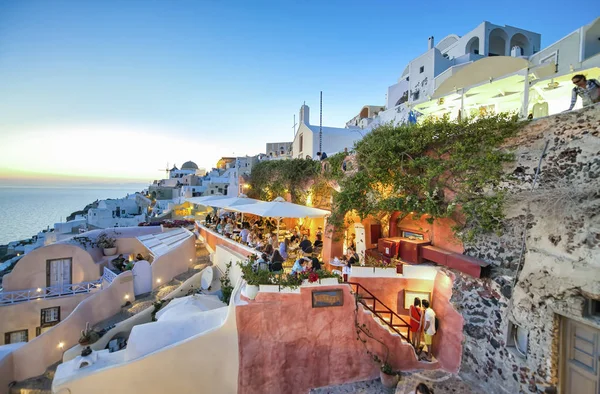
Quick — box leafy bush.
[220,262,234,304]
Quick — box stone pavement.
[310,370,476,394]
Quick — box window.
[586,299,600,317]
[210,190,214,195]
[41,307,60,328]
[299,134,303,153]
[5,329,28,344]
[474,49,479,54]
[505,321,528,359]
[419,66,424,73]
[401,230,424,240]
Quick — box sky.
[0,0,594,184]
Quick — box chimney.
[299,104,310,125]
[428,36,434,50]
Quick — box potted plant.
[97,233,117,256]
[238,258,270,300]
[78,322,100,346]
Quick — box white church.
[291,104,362,159]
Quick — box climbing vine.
[330,113,522,240]
[247,159,320,204]
[247,114,521,241]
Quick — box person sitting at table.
[299,235,312,253]
[135,253,145,261]
[240,223,250,243]
[291,256,309,275]
[290,227,302,243]
[313,233,323,248]
[216,219,224,234]
[254,217,264,227]
[254,253,269,271]
[205,213,212,224]
[270,250,285,272]
[279,237,289,259]
[111,254,126,272]
[224,218,234,235]
[310,253,321,271]
[347,247,359,265]
[263,244,274,256]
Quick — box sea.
[0,185,147,245]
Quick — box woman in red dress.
[409,297,423,349]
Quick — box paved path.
[310,370,476,394]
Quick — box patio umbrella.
[206,195,264,223]
[185,195,229,205]
[230,196,330,236]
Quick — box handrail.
[348,281,412,344]
[103,267,119,284]
[0,280,102,306]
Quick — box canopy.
[433,56,530,99]
[186,195,229,205]
[204,196,264,209]
[230,197,330,219]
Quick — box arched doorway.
[465,36,480,55]
[510,33,531,56]
[488,28,508,56]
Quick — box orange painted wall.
[389,213,464,254]
[236,285,441,394]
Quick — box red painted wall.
[236,285,444,394]
[388,213,464,254]
[431,270,464,373]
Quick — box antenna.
[319,91,323,153]
[158,162,170,178]
[292,114,297,138]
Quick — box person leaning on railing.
[567,74,600,111]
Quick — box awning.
[230,197,330,219]
[205,196,264,209]
[433,56,530,98]
[137,228,193,257]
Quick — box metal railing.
[0,279,102,306]
[348,281,412,344]
[102,266,118,284]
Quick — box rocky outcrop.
[454,104,600,394]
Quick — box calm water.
[0,186,146,245]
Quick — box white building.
[265,142,292,160]
[169,161,206,179]
[292,104,362,159]
[358,18,599,129]
[87,195,148,228]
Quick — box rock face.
[454,104,600,393]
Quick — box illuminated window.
[5,329,28,344]
[41,307,61,328]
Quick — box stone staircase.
[348,282,413,344]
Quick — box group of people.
[111,253,146,272]
[409,297,437,362]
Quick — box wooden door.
[563,318,600,394]
[47,258,72,291]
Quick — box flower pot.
[103,247,117,256]
[380,370,399,389]
[245,284,259,300]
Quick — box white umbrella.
[206,196,264,209]
[186,195,229,205]
[230,196,330,236]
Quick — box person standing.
[567,74,600,111]
[409,297,423,349]
[422,299,436,362]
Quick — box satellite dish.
[200,266,213,290]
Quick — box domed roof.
[181,161,198,170]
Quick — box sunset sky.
[0,0,590,184]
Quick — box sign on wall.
[312,289,344,308]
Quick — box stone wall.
[453,104,600,394]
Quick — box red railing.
[348,281,412,344]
